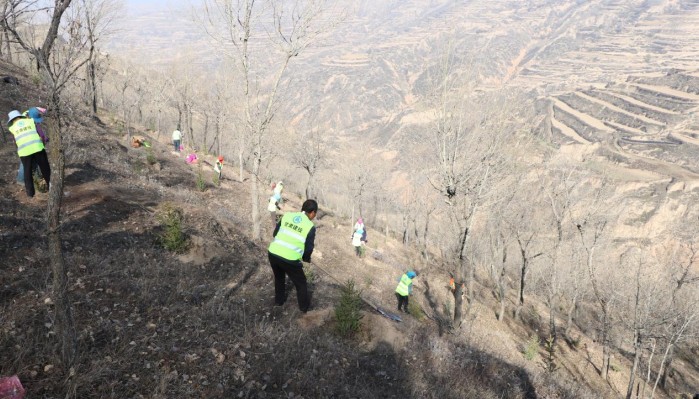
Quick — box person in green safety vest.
[268,199,318,313]
[7,110,51,198]
[395,270,417,313]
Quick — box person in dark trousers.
[7,110,51,198]
[16,107,47,184]
[395,270,417,313]
[268,199,318,313]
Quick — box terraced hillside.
[113,0,699,182]
[548,74,699,176]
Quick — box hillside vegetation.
[1,58,697,399]
[3,1,699,398]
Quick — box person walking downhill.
[172,127,182,152]
[268,199,318,313]
[7,110,51,198]
[395,270,417,313]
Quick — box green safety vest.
[268,212,314,261]
[395,274,413,296]
[8,117,44,157]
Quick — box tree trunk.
[46,105,76,368]
[548,293,557,345]
[659,345,673,389]
[625,331,641,399]
[5,20,13,62]
[186,106,195,149]
[467,260,474,313]
[238,147,244,182]
[600,310,610,380]
[642,339,655,399]
[601,343,610,380]
[564,294,578,337]
[453,273,464,324]
[306,172,313,199]
[201,112,209,153]
[251,144,262,240]
[650,341,673,399]
[497,279,506,322]
[422,209,431,262]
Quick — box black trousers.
[269,253,310,312]
[20,149,51,197]
[396,293,409,312]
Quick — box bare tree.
[200,0,333,240]
[2,0,96,370]
[539,166,584,344]
[79,0,122,118]
[574,178,617,379]
[292,112,325,198]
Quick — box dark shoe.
[300,305,312,313]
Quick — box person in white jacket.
[268,194,281,224]
[352,229,365,257]
[172,128,182,151]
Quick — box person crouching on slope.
[7,110,51,198]
[268,199,318,313]
[395,270,417,313]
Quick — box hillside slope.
[1,60,694,398]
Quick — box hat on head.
[407,271,417,278]
[357,217,363,223]
[7,110,21,125]
[218,156,224,162]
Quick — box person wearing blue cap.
[395,270,417,313]
[7,109,51,198]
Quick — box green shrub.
[407,301,425,321]
[212,173,220,187]
[156,203,187,253]
[543,335,558,373]
[334,280,363,338]
[523,335,540,361]
[31,73,41,86]
[146,148,157,165]
[33,171,48,193]
[304,266,316,284]
[564,333,582,349]
[196,165,207,192]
